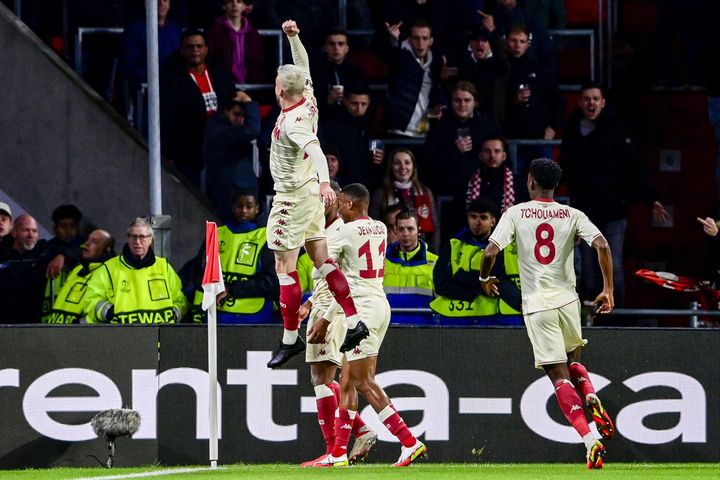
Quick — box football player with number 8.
[479,158,615,469]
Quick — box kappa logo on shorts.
[319,349,326,356]
[274,229,285,236]
[353,347,361,355]
[570,404,583,412]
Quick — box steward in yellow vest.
[185,191,279,323]
[85,218,187,324]
[46,229,115,324]
[383,211,438,324]
[40,204,85,322]
[430,198,522,325]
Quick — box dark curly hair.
[529,158,562,190]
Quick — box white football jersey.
[311,216,344,309]
[489,199,602,314]
[269,78,321,193]
[331,217,388,299]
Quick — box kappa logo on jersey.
[353,347,361,355]
[278,219,287,226]
[318,349,326,356]
[274,229,285,237]
[273,239,282,247]
[280,201,293,207]
[340,423,352,430]
[295,116,303,123]
[570,404,583,413]
[279,209,289,216]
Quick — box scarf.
[466,165,515,213]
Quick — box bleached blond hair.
[276,64,307,98]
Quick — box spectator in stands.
[47,204,84,259]
[319,83,383,189]
[384,210,438,324]
[85,217,187,324]
[0,214,58,324]
[160,29,236,187]
[480,0,557,82]
[383,19,444,138]
[41,204,86,322]
[384,203,405,245]
[323,143,344,185]
[370,147,438,246]
[466,136,516,214]
[503,24,562,199]
[46,230,115,324]
[311,28,367,117]
[455,27,510,124]
[203,90,261,224]
[430,197,522,325]
[521,0,567,29]
[423,81,501,242]
[207,0,266,84]
[0,202,12,249]
[560,83,669,307]
[185,191,278,323]
[122,0,183,94]
[382,0,450,56]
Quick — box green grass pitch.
[0,464,718,480]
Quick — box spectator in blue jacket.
[122,0,183,93]
[203,90,261,223]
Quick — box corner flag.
[202,221,223,468]
[202,221,225,311]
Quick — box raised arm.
[282,20,310,73]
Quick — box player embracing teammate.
[304,184,427,467]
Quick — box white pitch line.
[75,466,225,480]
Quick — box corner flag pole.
[202,222,224,468]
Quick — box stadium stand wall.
[0,325,717,467]
[0,4,216,265]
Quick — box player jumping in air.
[306,184,427,468]
[266,20,368,369]
[479,158,615,469]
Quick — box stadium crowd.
[1,0,717,327]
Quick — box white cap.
[0,202,11,218]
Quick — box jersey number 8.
[534,223,556,265]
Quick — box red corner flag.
[202,222,225,311]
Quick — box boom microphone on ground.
[91,409,141,468]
